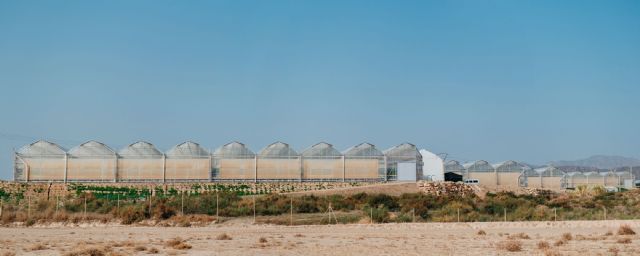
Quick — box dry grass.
[294,234,305,238]
[0,251,16,256]
[477,230,486,236]
[561,232,572,241]
[553,239,565,247]
[508,232,530,239]
[537,241,550,250]
[134,245,147,251]
[608,246,620,256]
[216,233,232,240]
[618,225,636,235]
[543,249,561,256]
[62,245,111,256]
[617,237,632,244]
[259,237,268,243]
[165,237,192,250]
[27,243,48,251]
[496,240,522,252]
[604,230,613,236]
[147,247,159,254]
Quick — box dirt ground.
[1,220,639,255]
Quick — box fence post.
[412,208,415,223]
[28,195,31,220]
[603,207,607,220]
[290,197,293,226]
[370,208,373,224]
[181,192,184,216]
[503,208,507,222]
[116,194,120,213]
[457,208,460,222]
[216,193,219,220]
[253,194,256,224]
[55,195,59,214]
[83,196,87,220]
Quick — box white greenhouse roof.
[17,140,66,157]
[301,142,341,157]
[213,141,255,157]
[342,142,383,157]
[259,142,298,157]
[166,141,210,157]
[383,143,421,158]
[118,141,163,158]
[68,141,116,157]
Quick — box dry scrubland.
[0,220,639,255]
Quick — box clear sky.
[1,0,639,179]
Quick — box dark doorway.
[444,172,463,182]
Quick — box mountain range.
[549,155,640,170]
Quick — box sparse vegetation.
[561,232,572,241]
[477,230,486,235]
[618,225,636,235]
[216,233,232,240]
[165,237,192,250]
[617,237,632,244]
[537,241,550,249]
[496,240,522,252]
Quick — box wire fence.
[0,191,636,226]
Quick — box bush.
[216,233,232,240]
[477,230,486,235]
[617,237,631,244]
[618,225,636,235]
[537,241,550,249]
[497,240,522,252]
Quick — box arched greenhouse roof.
[301,142,341,157]
[118,141,163,158]
[463,160,494,172]
[166,141,210,157]
[383,143,421,158]
[213,141,255,157]
[258,142,298,157]
[17,140,66,157]
[493,160,532,172]
[444,160,465,172]
[342,142,383,157]
[68,141,116,157]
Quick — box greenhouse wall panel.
[217,159,256,180]
[117,159,164,181]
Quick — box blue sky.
[0,0,639,179]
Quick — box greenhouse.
[67,141,117,182]
[256,142,300,181]
[117,141,164,182]
[14,140,67,182]
[463,160,496,186]
[383,143,423,181]
[301,142,343,181]
[444,160,465,174]
[164,141,211,182]
[521,166,567,189]
[343,143,385,181]
[212,141,256,181]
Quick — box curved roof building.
[259,142,298,158]
[118,141,163,158]
[68,141,116,158]
[384,143,423,181]
[343,142,383,157]
[213,141,255,158]
[464,160,494,172]
[17,140,66,157]
[301,142,341,158]
[493,160,531,173]
[166,141,209,158]
[444,160,465,173]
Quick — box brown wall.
[117,159,164,181]
[165,158,210,180]
[217,159,256,180]
[23,158,66,181]
[302,159,343,180]
[256,158,300,180]
[344,159,380,179]
[67,158,116,181]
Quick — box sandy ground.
[1,220,639,255]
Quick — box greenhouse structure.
[15,140,423,183]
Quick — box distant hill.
[550,155,640,170]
